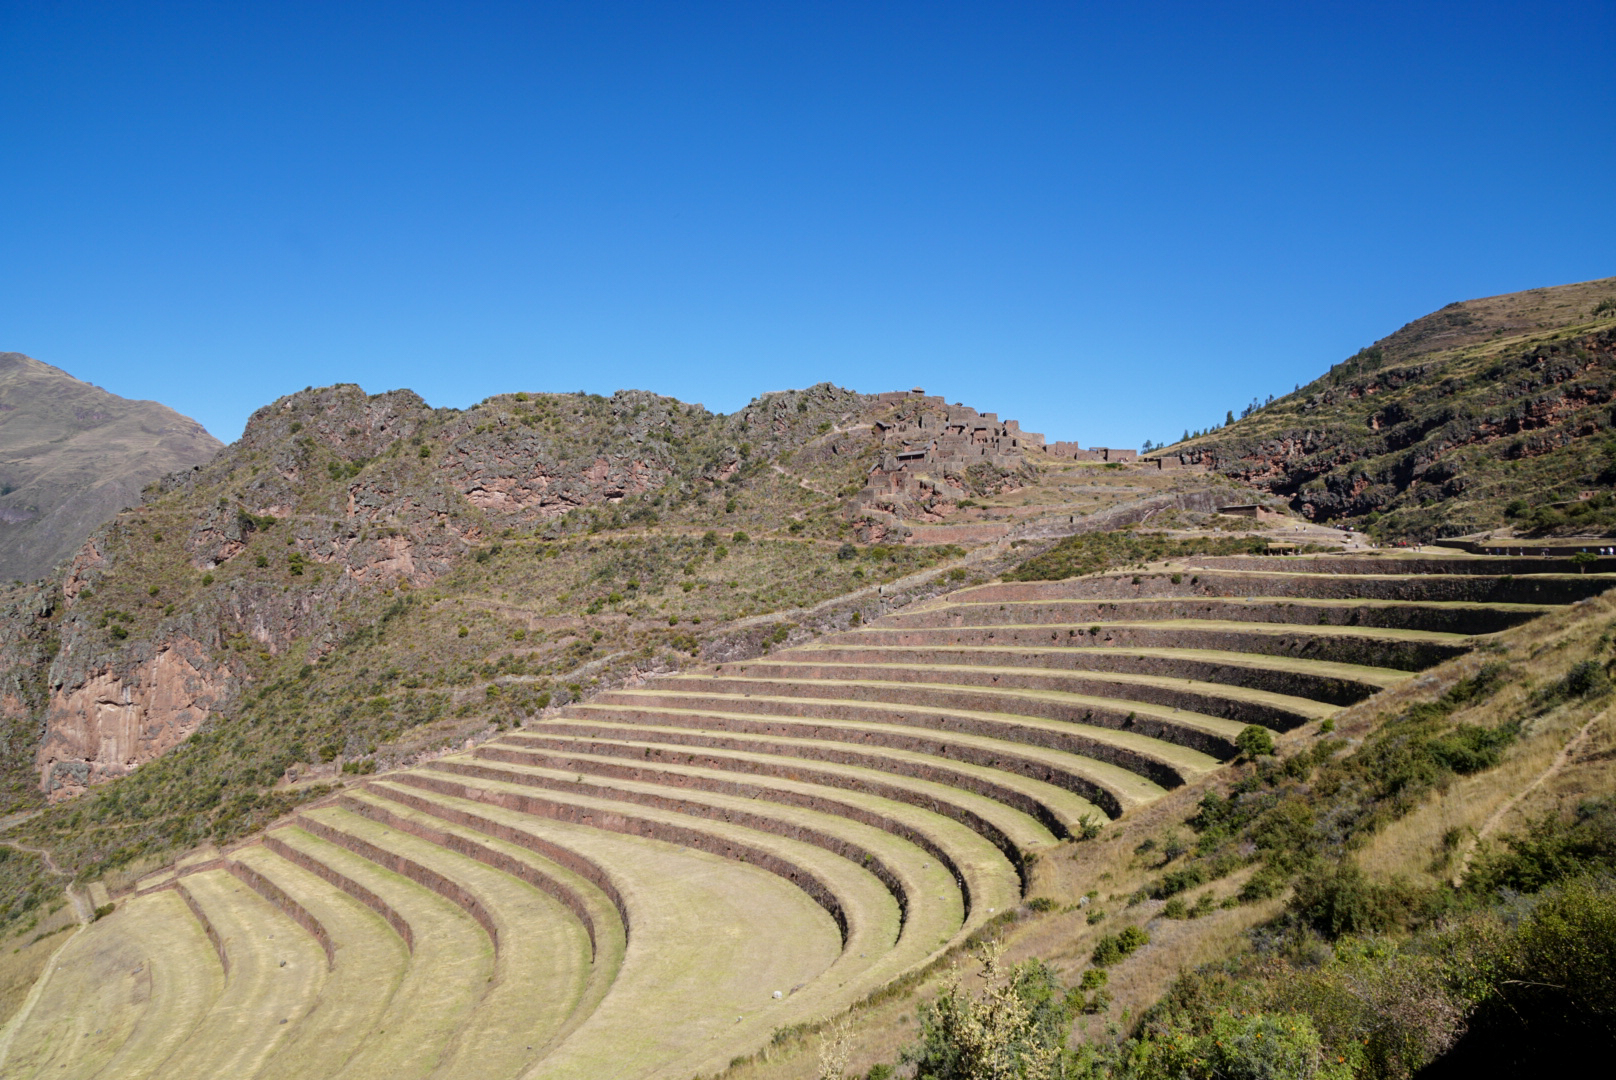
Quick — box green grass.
[231,845,411,1080]
[267,825,494,1079]
[155,871,327,1079]
[302,803,594,1079]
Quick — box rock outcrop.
[36,636,229,801]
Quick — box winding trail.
[1452,708,1608,885]
[0,839,91,923]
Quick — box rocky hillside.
[1166,276,1616,539]
[0,354,222,581]
[0,380,1157,907]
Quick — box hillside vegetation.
[1170,277,1616,540]
[0,353,221,581]
[1,380,1213,929]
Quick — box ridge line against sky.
[1,1,1612,444]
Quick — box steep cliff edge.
[1165,276,1616,539]
[0,353,223,581]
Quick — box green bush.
[1426,722,1519,774]
[1120,1008,1345,1080]
[1237,725,1276,758]
[1091,924,1150,966]
[1288,862,1425,938]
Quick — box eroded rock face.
[36,636,229,801]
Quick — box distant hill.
[1166,276,1616,539]
[0,354,223,581]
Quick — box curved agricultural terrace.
[2,552,1609,1080]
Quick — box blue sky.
[2,2,1612,445]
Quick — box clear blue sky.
[3,2,1612,445]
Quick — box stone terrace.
[4,552,1611,1080]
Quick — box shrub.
[1427,722,1519,774]
[1091,925,1150,966]
[1288,861,1425,938]
[1467,796,1616,894]
[904,944,1073,1080]
[1130,1008,1344,1080]
[1237,725,1276,758]
[837,542,857,560]
[1560,659,1612,700]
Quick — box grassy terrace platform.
[4,552,1605,1079]
[724,660,1338,728]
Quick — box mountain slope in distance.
[0,353,223,581]
[1168,276,1616,539]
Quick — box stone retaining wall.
[785,645,1385,706]
[337,793,604,958]
[599,690,1221,778]
[885,598,1544,636]
[472,742,977,911]
[553,708,1127,816]
[263,834,415,952]
[175,878,229,976]
[956,572,1616,606]
[390,770,854,944]
[715,664,1313,730]
[494,730,1029,885]
[294,814,501,952]
[512,720,1072,836]
[839,625,1470,671]
[226,859,336,970]
[361,783,634,949]
[424,759,913,931]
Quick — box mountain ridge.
[1162,275,1616,538]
